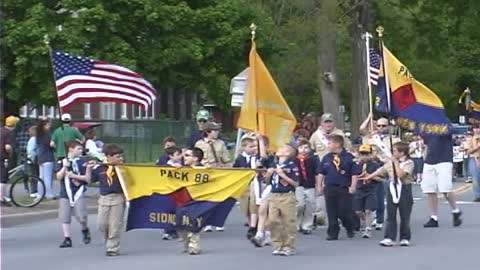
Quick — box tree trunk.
[350,0,371,139]
[317,0,342,129]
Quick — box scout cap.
[196,109,210,121]
[5,116,19,127]
[359,144,372,154]
[321,113,334,122]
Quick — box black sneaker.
[246,227,256,240]
[423,218,439,228]
[0,200,12,207]
[59,238,72,248]
[82,228,91,244]
[453,211,462,227]
[347,231,355,238]
[326,235,338,241]
[473,198,480,202]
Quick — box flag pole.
[376,26,400,195]
[250,22,264,201]
[364,31,374,133]
[44,34,68,159]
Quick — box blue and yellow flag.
[237,41,297,151]
[377,45,452,134]
[468,101,480,124]
[117,165,255,232]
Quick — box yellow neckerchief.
[333,154,341,171]
[105,161,115,186]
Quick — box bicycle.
[7,161,46,207]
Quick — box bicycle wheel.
[9,175,46,207]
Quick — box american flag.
[369,49,381,85]
[52,51,156,111]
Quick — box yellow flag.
[237,41,297,151]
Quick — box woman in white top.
[84,129,105,161]
[409,136,425,183]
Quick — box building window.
[120,103,128,119]
[100,102,115,120]
[48,106,55,118]
[41,105,47,117]
[84,103,92,119]
[28,106,38,118]
[19,105,28,117]
[135,105,143,119]
[148,101,155,119]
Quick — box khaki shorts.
[421,162,453,193]
[58,197,88,224]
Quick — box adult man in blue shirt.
[187,109,210,148]
[421,135,462,228]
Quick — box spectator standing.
[84,129,105,161]
[0,116,19,206]
[466,124,480,202]
[36,118,57,199]
[409,136,425,183]
[187,109,210,148]
[51,113,85,160]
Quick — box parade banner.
[117,165,255,232]
[378,46,452,135]
[468,101,480,124]
[237,40,297,151]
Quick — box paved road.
[2,184,478,270]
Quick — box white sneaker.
[3,196,12,202]
[215,227,224,232]
[375,223,383,231]
[379,238,395,247]
[362,227,372,238]
[272,249,282,256]
[29,193,39,198]
[203,226,213,232]
[263,235,272,246]
[399,239,410,246]
[371,220,377,228]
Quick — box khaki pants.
[268,192,297,250]
[296,187,316,230]
[97,193,126,253]
[239,186,251,217]
[179,231,200,254]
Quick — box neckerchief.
[297,154,308,181]
[333,154,341,171]
[64,157,85,207]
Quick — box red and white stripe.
[56,61,156,110]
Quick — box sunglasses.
[359,152,371,155]
[197,119,207,123]
[377,125,387,128]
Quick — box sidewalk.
[0,185,99,228]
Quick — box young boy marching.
[91,144,126,256]
[316,135,358,240]
[353,145,382,238]
[179,147,205,255]
[162,146,183,240]
[56,140,94,248]
[233,136,260,239]
[360,142,415,247]
[266,144,299,256]
[295,139,319,235]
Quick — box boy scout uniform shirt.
[309,128,352,159]
[55,158,87,199]
[354,160,382,190]
[376,158,414,184]
[365,133,401,163]
[270,159,299,193]
[92,164,123,196]
[195,138,231,167]
[318,150,358,187]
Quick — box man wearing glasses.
[188,109,210,148]
[309,113,352,159]
[360,115,400,230]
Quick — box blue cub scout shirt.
[270,159,299,193]
[55,157,87,199]
[318,150,358,188]
[353,160,381,190]
[92,164,124,196]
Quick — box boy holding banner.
[91,144,126,256]
[178,147,205,255]
[56,140,93,248]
